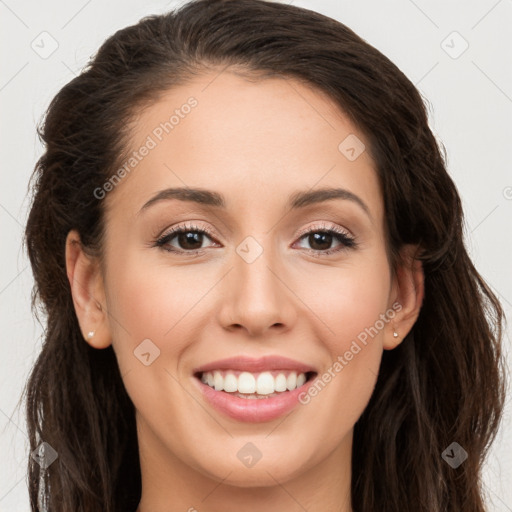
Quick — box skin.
[66,70,424,512]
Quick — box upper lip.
[193,355,317,375]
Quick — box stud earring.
[393,331,399,338]
[87,331,95,339]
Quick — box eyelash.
[154,221,357,257]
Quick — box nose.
[217,240,297,338]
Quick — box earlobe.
[65,230,112,349]
[384,244,424,350]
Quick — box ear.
[384,244,424,350]
[65,229,111,349]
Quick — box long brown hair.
[22,0,506,510]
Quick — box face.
[68,70,421,493]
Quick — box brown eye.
[294,225,357,256]
[155,223,219,254]
[307,232,335,251]
[174,231,205,250]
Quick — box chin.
[193,447,312,487]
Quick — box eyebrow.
[139,186,371,219]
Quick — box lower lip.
[194,375,316,423]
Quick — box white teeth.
[256,372,274,395]
[275,373,287,392]
[199,370,309,394]
[286,372,297,391]
[238,372,256,393]
[213,370,223,391]
[223,372,238,392]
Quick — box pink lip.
[191,355,317,423]
[193,375,316,423]
[192,355,317,374]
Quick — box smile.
[198,370,313,396]
[192,356,318,422]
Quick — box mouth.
[191,355,318,422]
[193,369,317,399]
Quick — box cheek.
[103,250,209,372]
[296,251,392,354]
[292,253,391,429]
[103,254,210,438]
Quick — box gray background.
[1,0,511,509]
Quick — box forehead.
[105,70,383,223]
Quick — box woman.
[23,0,506,510]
